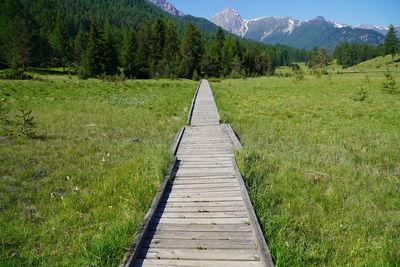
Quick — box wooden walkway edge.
[121,80,274,267]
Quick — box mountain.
[211,8,387,50]
[355,24,400,37]
[145,0,184,16]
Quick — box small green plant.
[0,98,13,135]
[353,84,368,102]
[364,74,370,83]
[381,71,398,93]
[14,106,37,138]
[292,65,305,84]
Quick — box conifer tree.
[120,28,137,78]
[36,0,57,70]
[180,22,203,79]
[82,18,106,77]
[50,16,71,72]
[103,22,119,75]
[383,25,400,59]
[74,28,88,66]
[7,15,32,70]
[135,21,153,78]
[163,22,180,78]
[151,18,166,76]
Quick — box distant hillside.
[347,54,400,71]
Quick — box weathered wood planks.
[122,80,274,267]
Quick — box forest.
[0,0,311,79]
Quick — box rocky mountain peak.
[210,7,247,36]
[145,0,184,17]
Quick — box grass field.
[212,72,400,266]
[0,74,196,266]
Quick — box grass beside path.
[212,73,400,266]
[0,75,196,266]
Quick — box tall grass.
[213,73,400,266]
[0,75,196,266]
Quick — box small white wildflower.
[102,157,106,162]
[74,186,79,192]
[60,196,64,200]
[66,176,70,181]
[107,153,110,157]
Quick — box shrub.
[381,71,398,93]
[353,84,368,102]
[0,69,32,80]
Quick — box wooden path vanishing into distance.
[121,80,274,267]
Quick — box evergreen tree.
[151,18,166,76]
[383,25,399,59]
[163,22,180,78]
[103,22,119,75]
[215,27,225,73]
[135,21,153,78]
[180,22,203,79]
[36,0,57,70]
[82,18,106,77]
[7,15,32,70]
[74,28,88,66]
[120,28,137,78]
[50,16,72,72]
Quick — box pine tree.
[163,22,180,78]
[7,15,32,70]
[151,18,166,76]
[135,21,153,78]
[180,22,203,79]
[103,22,119,75]
[50,16,71,72]
[81,18,106,77]
[383,25,400,59]
[120,28,137,78]
[221,36,235,76]
[74,28,88,66]
[215,27,225,67]
[36,0,57,70]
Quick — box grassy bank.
[0,75,195,266]
[213,72,400,266]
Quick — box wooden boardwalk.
[123,80,274,267]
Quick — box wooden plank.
[148,223,252,232]
[156,212,249,218]
[142,238,256,249]
[154,217,251,225]
[138,248,260,261]
[134,259,262,267]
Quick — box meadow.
[212,71,400,266]
[0,74,196,266]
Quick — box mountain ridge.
[211,7,397,49]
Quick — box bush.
[381,71,398,93]
[100,73,127,83]
[0,99,37,138]
[353,84,368,102]
[0,69,32,80]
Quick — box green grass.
[212,73,400,266]
[0,75,196,266]
[348,54,400,72]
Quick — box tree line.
[333,26,399,68]
[0,0,312,79]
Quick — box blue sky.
[168,0,400,26]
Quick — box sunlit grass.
[213,72,400,266]
[0,75,196,266]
